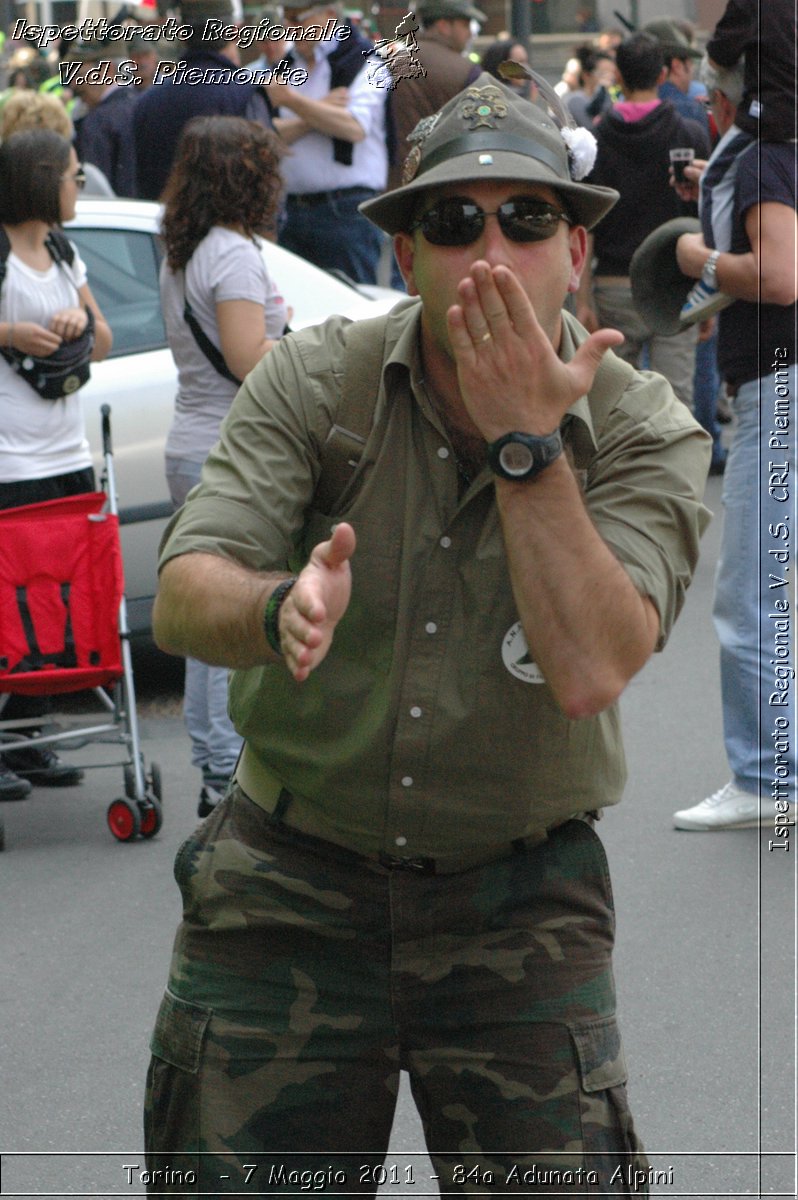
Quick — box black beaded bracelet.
[263,577,297,656]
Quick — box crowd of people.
[0,2,795,1188]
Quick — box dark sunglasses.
[61,165,87,189]
[410,196,572,247]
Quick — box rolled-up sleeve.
[584,369,712,648]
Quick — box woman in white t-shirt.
[159,115,287,817]
[0,129,112,799]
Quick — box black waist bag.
[1,307,95,400]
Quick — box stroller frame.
[0,406,162,849]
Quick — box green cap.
[418,0,487,24]
[360,73,618,234]
[59,38,111,64]
[642,20,702,60]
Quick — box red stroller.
[0,407,162,849]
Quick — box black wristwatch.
[487,430,563,482]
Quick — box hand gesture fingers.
[447,261,622,438]
[280,522,356,682]
[49,307,88,341]
[9,321,62,356]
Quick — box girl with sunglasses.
[0,128,112,799]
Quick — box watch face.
[498,441,535,476]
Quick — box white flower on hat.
[560,126,597,181]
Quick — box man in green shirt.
[145,75,710,1195]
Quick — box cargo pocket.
[570,1017,650,1196]
[144,990,212,1187]
[150,988,211,1070]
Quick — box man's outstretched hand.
[279,522,356,682]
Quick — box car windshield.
[68,227,167,358]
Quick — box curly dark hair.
[0,128,71,225]
[161,116,284,271]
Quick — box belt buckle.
[378,851,435,874]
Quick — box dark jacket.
[707,0,796,141]
[588,101,710,275]
[388,31,481,190]
[74,86,139,197]
[132,50,272,201]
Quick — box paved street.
[1,472,795,1199]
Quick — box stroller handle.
[101,404,113,457]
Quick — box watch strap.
[263,577,297,656]
[702,249,720,287]
[487,429,563,481]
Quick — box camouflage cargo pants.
[144,786,648,1196]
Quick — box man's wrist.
[702,249,721,288]
[487,429,563,482]
[263,577,297,656]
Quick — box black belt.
[287,186,376,207]
[377,840,533,875]
[261,787,593,876]
[234,753,598,877]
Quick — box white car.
[66,198,402,638]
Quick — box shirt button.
[437,446,450,459]
[401,775,413,787]
[425,621,438,634]
[410,706,422,718]
[440,536,452,549]
[395,835,408,847]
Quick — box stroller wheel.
[149,761,163,802]
[107,797,141,842]
[139,797,163,839]
[123,764,136,799]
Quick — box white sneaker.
[679,277,734,326]
[673,781,769,830]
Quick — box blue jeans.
[692,330,726,468]
[279,188,383,285]
[713,364,796,793]
[166,456,242,779]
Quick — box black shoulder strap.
[0,227,10,288]
[312,312,391,513]
[0,227,75,289]
[183,294,242,386]
[45,227,75,268]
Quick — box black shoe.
[0,759,32,801]
[197,773,229,817]
[709,456,727,476]
[3,743,83,787]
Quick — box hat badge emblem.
[459,86,508,129]
[402,113,443,184]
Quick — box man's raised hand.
[279,522,356,682]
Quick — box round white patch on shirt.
[502,622,546,684]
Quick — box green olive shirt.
[159,299,711,857]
